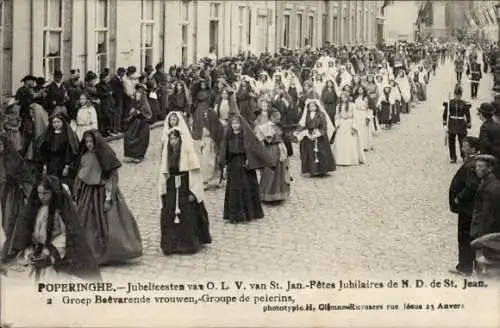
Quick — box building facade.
[1,0,383,97]
[275,0,381,50]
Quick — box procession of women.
[0,42,443,281]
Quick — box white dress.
[73,105,98,141]
[353,97,373,151]
[333,103,366,166]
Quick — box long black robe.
[160,145,212,255]
[124,92,152,160]
[219,115,274,223]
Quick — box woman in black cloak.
[191,79,213,141]
[219,115,274,223]
[0,134,33,261]
[74,130,143,265]
[36,112,79,189]
[7,175,101,281]
[123,83,153,163]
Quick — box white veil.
[159,111,204,205]
[295,98,335,141]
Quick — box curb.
[104,121,164,143]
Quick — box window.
[43,0,63,80]
[308,16,314,47]
[238,6,244,23]
[351,15,355,43]
[209,2,220,55]
[248,8,252,45]
[357,9,361,42]
[140,24,154,71]
[181,24,188,66]
[297,13,303,48]
[95,0,108,74]
[322,14,327,46]
[283,15,290,48]
[140,0,154,72]
[238,7,245,52]
[142,0,154,20]
[209,20,219,55]
[180,0,189,65]
[210,3,220,18]
[342,12,348,43]
[332,16,338,43]
[159,0,166,64]
[180,0,189,21]
[365,11,369,42]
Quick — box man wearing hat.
[46,70,68,115]
[448,136,481,276]
[64,69,83,121]
[443,84,472,163]
[477,102,500,176]
[470,154,500,242]
[14,75,36,135]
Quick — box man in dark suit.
[477,103,500,177]
[109,67,126,132]
[96,72,117,136]
[45,70,68,115]
[443,84,471,163]
[470,155,500,242]
[448,136,481,276]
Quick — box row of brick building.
[0,0,386,96]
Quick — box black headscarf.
[36,111,79,157]
[0,133,32,185]
[219,115,274,170]
[7,175,101,280]
[76,129,121,180]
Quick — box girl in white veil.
[157,126,211,255]
[272,71,289,90]
[285,70,303,95]
[256,71,274,97]
[312,72,325,97]
[159,112,202,206]
[161,111,192,143]
[294,98,336,177]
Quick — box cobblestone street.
[4,61,494,282]
[86,60,493,281]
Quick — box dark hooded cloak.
[76,130,121,180]
[7,175,101,280]
[219,115,274,171]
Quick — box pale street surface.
[6,59,495,281]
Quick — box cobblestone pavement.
[5,59,496,282]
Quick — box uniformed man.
[431,48,439,75]
[443,84,472,163]
[454,54,465,83]
[466,55,482,99]
[448,136,481,276]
